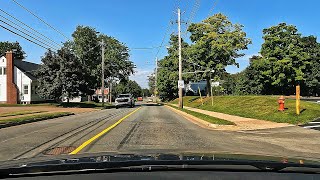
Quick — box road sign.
[178,80,185,88]
[211,81,220,87]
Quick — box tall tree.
[0,41,25,59]
[187,13,251,96]
[99,34,134,84]
[260,23,310,95]
[71,26,101,96]
[157,35,190,100]
[35,50,63,101]
[113,80,142,97]
[36,47,84,102]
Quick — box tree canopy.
[187,13,251,95]
[0,41,25,59]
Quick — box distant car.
[147,98,153,103]
[137,97,143,101]
[115,94,135,108]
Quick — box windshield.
[0,0,320,170]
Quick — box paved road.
[0,103,320,163]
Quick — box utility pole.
[155,57,158,101]
[109,78,112,103]
[101,39,105,108]
[178,8,183,109]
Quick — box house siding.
[0,56,7,102]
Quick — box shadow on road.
[141,103,164,107]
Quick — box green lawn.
[168,104,235,125]
[170,96,320,125]
[0,112,74,125]
[0,111,44,118]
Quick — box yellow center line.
[69,107,142,155]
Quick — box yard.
[170,96,320,125]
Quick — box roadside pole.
[155,57,158,102]
[178,8,183,109]
[109,78,112,104]
[101,39,105,108]
[210,74,213,106]
[296,85,300,115]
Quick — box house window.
[0,68,2,75]
[23,85,29,95]
[3,67,6,75]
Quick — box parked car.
[115,94,135,108]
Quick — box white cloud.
[129,68,154,88]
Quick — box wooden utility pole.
[296,85,300,115]
[101,39,105,108]
[178,8,183,109]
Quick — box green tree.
[99,34,134,83]
[260,23,311,95]
[36,48,84,102]
[187,13,251,96]
[35,50,63,101]
[142,88,151,97]
[148,73,155,95]
[113,80,142,98]
[157,35,190,100]
[0,41,25,59]
[71,26,101,96]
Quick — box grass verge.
[0,112,74,127]
[167,104,235,125]
[0,111,44,118]
[170,96,320,125]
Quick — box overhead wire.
[0,19,58,51]
[11,0,70,40]
[0,14,61,50]
[0,8,62,48]
[0,24,49,50]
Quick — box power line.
[0,19,58,51]
[11,0,69,40]
[0,8,62,48]
[0,15,60,49]
[0,24,49,50]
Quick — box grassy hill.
[170,96,320,125]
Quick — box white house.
[0,51,44,104]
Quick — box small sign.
[211,81,220,87]
[178,80,185,88]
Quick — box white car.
[115,94,135,108]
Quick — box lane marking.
[69,107,141,155]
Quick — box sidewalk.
[169,104,293,131]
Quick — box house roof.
[14,60,40,80]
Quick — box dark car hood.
[1,152,319,169]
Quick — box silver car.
[115,94,135,108]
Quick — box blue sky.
[1,0,320,88]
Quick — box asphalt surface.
[0,102,320,163]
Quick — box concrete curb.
[165,105,239,131]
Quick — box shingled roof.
[14,60,40,80]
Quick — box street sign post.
[211,81,220,87]
[178,80,184,89]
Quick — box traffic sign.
[178,80,185,88]
[211,81,220,87]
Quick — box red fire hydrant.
[278,96,285,111]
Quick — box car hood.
[1,151,320,168]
